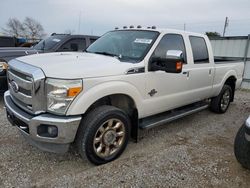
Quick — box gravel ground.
[0,90,250,188]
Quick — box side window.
[90,38,97,44]
[152,34,187,63]
[59,38,86,52]
[189,36,209,64]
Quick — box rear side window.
[152,34,187,63]
[189,36,209,64]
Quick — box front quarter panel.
[66,76,145,117]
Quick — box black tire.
[76,105,130,165]
[234,124,250,169]
[210,84,232,113]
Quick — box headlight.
[46,78,83,115]
[0,60,8,73]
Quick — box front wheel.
[234,124,250,169]
[210,85,232,113]
[76,105,130,165]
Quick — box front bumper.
[4,91,82,153]
[245,116,250,141]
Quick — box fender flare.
[214,70,237,96]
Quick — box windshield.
[86,30,159,62]
[33,35,66,51]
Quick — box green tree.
[205,32,221,38]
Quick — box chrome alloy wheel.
[220,89,230,111]
[93,118,126,158]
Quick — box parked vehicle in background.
[0,36,35,47]
[19,42,39,47]
[4,27,244,165]
[0,34,99,92]
[234,116,250,169]
[0,36,16,47]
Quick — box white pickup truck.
[4,27,244,165]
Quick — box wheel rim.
[220,89,230,111]
[93,118,126,158]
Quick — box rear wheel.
[234,124,250,169]
[76,105,130,165]
[210,85,232,113]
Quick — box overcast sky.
[1,0,250,37]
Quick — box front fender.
[66,81,144,117]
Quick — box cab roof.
[113,27,206,38]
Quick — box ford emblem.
[10,80,19,93]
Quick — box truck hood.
[16,52,139,79]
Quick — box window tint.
[152,34,186,63]
[59,38,86,52]
[189,36,209,63]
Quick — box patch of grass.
[240,88,250,92]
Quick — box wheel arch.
[78,93,139,141]
[224,75,237,101]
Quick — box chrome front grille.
[7,59,46,115]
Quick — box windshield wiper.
[89,51,122,59]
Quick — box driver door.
[144,33,191,117]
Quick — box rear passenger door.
[188,36,214,100]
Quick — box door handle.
[182,71,190,77]
[209,69,212,75]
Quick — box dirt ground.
[0,90,250,188]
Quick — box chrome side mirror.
[166,50,183,60]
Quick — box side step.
[139,102,209,129]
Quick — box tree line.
[2,17,46,40]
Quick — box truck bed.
[214,56,245,64]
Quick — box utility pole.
[184,23,186,31]
[223,17,229,37]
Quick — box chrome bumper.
[4,91,82,153]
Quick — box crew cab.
[0,34,99,92]
[4,27,244,165]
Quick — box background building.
[210,35,250,89]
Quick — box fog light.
[48,126,58,137]
[37,125,58,138]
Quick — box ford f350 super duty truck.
[4,27,244,165]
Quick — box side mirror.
[150,50,183,73]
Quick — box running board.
[139,102,209,129]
